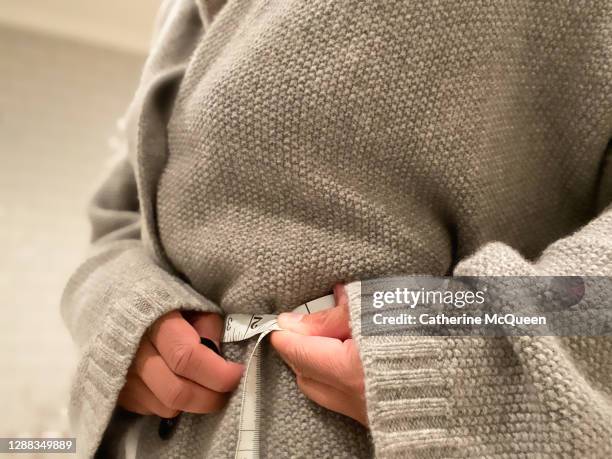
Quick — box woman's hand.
[118,311,244,417]
[270,284,367,426]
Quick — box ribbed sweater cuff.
[64,245,220,458]
[346,281,457,458]
[346,235,612,457]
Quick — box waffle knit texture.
[61,0,612,457]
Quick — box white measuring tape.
[221,294,336,459]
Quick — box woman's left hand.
[269,284,367,426]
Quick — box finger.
[149,311,244,392]
[270,332,364,395]
[134,337,228,413]
[118,372,179,418]
[333,283,349,309]
[117,385,152,416]
[297,375,368,426]
[277,285,351,339]
[118,399,152,416]
[185,312,224,349]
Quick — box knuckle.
[291,362,303,377]
[291,343,311,371]
[304,312,327,331]
[321,312,336,329]
[162,381,190,410]
[345,373,366,394]
[168,343,195,375]
[303,313,322,326]
[329,356,345,375]
[327,360,349,388]
[295,376,309,394]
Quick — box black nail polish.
[158,416,179,440]
[200,337,221,356]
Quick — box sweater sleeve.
[60,1,221,457]
[348,147,612,457]
[60,156,221,458]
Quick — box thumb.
[277,284,351,339]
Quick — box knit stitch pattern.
[61,0,612,457]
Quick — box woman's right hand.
[118,311,244,417]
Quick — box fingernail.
[200,337,221,355]
[158,416,180,440]
[277,312,305,330]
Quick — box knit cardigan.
[61,0,612,457]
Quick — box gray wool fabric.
[61,0,612,457]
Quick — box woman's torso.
[139,0,612,456]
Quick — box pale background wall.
[0,1,159,451]
[0,0,159,54]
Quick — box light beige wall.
[0,0,160,54]
[0,16,149,436]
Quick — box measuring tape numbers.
[221,294,336,459]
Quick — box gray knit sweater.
[61,0,612,457]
